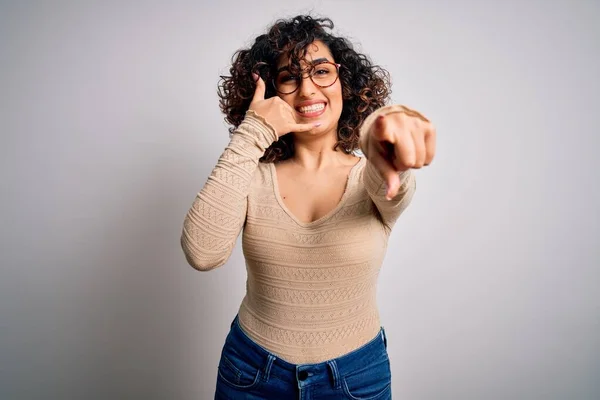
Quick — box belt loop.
[381,327,388,349]
[327,360,341,390]
[263,354,275,382]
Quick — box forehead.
[277,40,334,68]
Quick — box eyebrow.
[276,57,330,74]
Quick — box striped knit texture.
[181,106,416,363]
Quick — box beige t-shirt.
[181,105,416,363]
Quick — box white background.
[1,0,598,398]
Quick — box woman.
[181,15,436,399]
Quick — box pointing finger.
[368,149,402,200]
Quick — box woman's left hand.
[363,107,436,200]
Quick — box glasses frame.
[272,61,342,95]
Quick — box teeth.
[299,103,325,113]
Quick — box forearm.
[362,161,416,232]
[181,111,277,270]
[359,105,417,231]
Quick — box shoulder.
[252,160,274,186]
[346,155,367,192]
[351,154,367,174]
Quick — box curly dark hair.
[218,15,391,163]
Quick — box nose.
[297,73,317,98]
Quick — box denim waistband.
[226,315,388,385]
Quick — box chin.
[302,123,336,138]
[309,124,326,134]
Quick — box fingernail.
[252,72,259,81]
[314,122,322,127]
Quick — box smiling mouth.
[296,102,326,117]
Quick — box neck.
[290,128,355,170]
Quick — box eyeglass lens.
[275,62,338,94]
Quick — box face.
[275,40,343,136]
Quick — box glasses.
[273,61,341,95]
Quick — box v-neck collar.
[269,157,365,228]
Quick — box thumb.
[251,73,266,104]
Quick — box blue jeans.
[214,316,392,399]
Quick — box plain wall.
[1,0,598,399]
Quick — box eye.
[277,73,299,83]
[314,69,329,75]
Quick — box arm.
[362,164,416,233]
[180,111,277,271]
[181,74,318,271]
[359,105,417,232]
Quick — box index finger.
[290,122,321,132]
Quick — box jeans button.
[298,370,309,380]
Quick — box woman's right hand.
[248,74,320,137]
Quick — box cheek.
[278,94,295,108]
[330,80,343,96]
[327,85,344,115]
